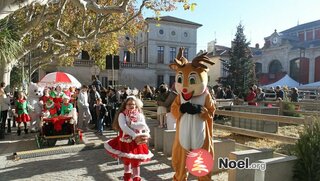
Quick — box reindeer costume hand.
[169,47,216,181]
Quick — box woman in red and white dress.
[104,96,153,181]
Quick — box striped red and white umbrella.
[38,72,82,88]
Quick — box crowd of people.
[0,77,180,137]
[210,84,301,106]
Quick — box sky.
[142,0,320,52]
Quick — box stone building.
[40,16,201,89]
[119,16,201,89]
[205,40,230,87]
[255,19,320,85]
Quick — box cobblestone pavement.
[0,127,228,181]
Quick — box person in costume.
[50,85,66,114]
[39,88,52,109]
[60,96,73,116]
[104,96,153,181]
[14,91,31,136]
[169,48,216,181]
[43,99,58,118]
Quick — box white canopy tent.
[261,74,300,89]
[298,81,320,89]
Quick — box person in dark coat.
[224,85,235,99]
[290,87,299,102]
[94,98,107,134]
[106,88,118,129]
[91,76,102,93]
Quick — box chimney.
[207,40,216,53]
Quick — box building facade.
[205,41,230,87]
[119,16,201,88]
[255,20,320,85]
[40,16,201,89]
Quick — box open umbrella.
[38,72,82,88]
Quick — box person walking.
[88,86,100,128]
[77,85,91,131]
[104,96,153,181]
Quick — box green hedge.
[293,120,320,180]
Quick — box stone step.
[154,127,165,151]
[254,156,297,181]
[212,139,236,173]
[228,149,273,181]
[146,119,159,147]
[163,130,176,156]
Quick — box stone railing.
[73,59,94,67]
[120,62,149,69]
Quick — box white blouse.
[118,112,147,139]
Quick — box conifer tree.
[222,23,256,98]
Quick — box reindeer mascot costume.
[169,48,216,181]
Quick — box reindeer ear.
[169,63,179,71]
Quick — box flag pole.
[112,55,115,87]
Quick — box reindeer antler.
[174,47,188,67]
[191,52,214,69]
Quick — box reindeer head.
[169,47,214,101]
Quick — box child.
[14,91,31,136]
[156,84,169,128]
[43,99,58,118]
[104,96,153,181]
[50,85,66,114]
[94,98,107,135]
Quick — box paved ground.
[0,126,227,181]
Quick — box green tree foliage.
[293,119,320,180]
[0,18,22,65]
[220,23,256,98]
[10,65,25,90]
[0,0,196,86]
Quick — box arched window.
[255,62,262,74]
[81,50,90,60]
[268,60,283,73]
[315,56,320,81]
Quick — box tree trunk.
[0,62,13,89]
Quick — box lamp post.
[112,55,115,87]
[28,50,31,83]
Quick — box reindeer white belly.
[178,92,207,150]
[179,113,205,150]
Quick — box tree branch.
[69,0,130,15]
[0,0,52,20]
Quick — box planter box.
[231,105,279,133]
